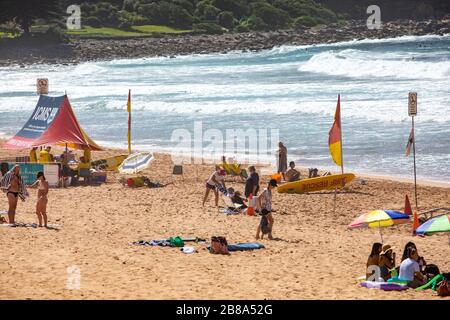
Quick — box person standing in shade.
[245,166,260,198]
[278,142,287,181]
[29,147,38,163]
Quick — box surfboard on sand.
[91,155,128,171]
[277,173,356,194]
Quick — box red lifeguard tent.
[3,95,103,151]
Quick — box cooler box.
[91,171,107,184]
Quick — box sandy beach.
[1,143,449,300]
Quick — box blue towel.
[227,242,265,251]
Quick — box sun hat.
[381,244,393,255]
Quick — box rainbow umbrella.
[415,214,450,235]
[349,210,411,243]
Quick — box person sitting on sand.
[366,242,382,280]
[0,165,28,225]
[285,161,300,182]
[256,179,277,240]
[29,172,49,228]
[378,244,396,281]
[399,247,427,288]
[202,165,226,207]
[401,241,426,269]
[229,189,247,209]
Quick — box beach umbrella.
[415,214,450,235]
[349,210,411,243]
[118,151,154,174]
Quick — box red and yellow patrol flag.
[328,94,343,167]
[127,89,131,154]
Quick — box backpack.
[210,236,229,254]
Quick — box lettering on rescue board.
[301,177,348,192]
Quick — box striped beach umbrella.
[415,214,450,235]
[349,210,411,243]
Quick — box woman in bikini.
[0,165,27,225]
[30,172,49,227]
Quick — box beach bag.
[210,236,229,254]
[437,278,450,297]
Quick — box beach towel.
[227,242,265,251]
[0,169,29,201]
[219,207,241,215]
[360,281,408,291]
[132,240,171,246]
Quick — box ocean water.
[0,34,449,181]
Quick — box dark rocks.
[0,18,448,67]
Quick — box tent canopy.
[4,95,103,151]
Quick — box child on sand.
[30,172,49,227]
[256,179,277,240]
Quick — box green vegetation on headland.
[0,0,449,42]
[66,25,192,38]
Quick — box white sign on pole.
[37,78,49,95]
[408,92,417,116]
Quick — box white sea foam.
[298,49,450,80]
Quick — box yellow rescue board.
[91,155,128,171]
[277,173,356,194]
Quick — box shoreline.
[1,138,449,189]
[1,18,449,66]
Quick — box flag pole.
[339,94,344,175]
[127,89,131,155]
[412,116,418,210]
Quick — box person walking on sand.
[278,142,287,181]
[203,165,226,207]
[29,172,49,227]
[256,179,277,240]
[0,165,28,225]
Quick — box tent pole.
[379,220,383,244]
